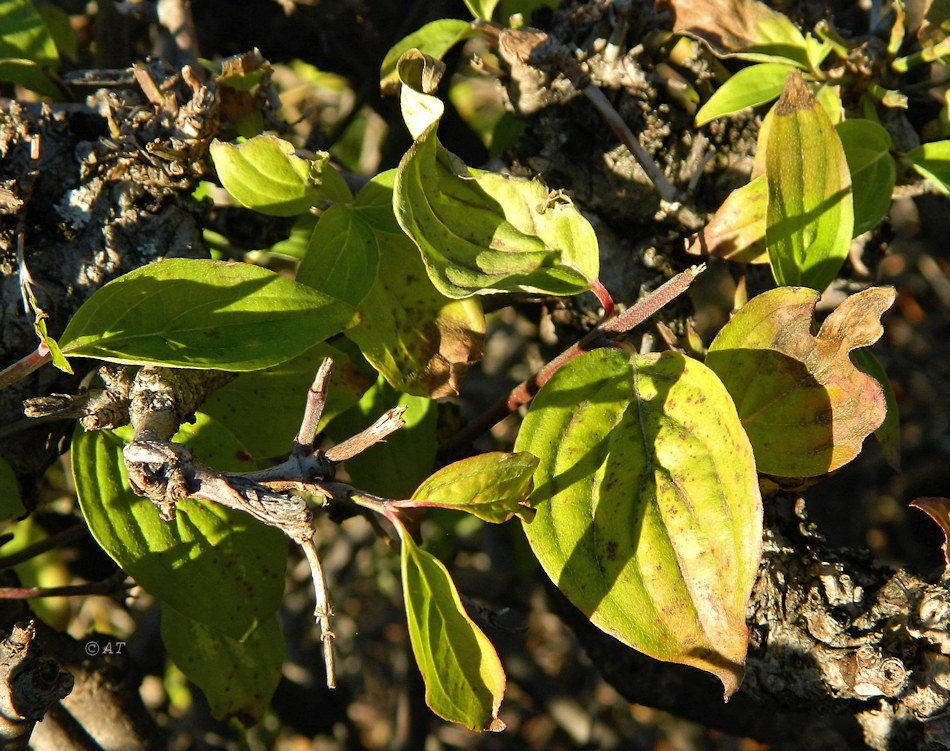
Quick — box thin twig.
[0,526,89,571]
[324,406,408,462]
[0,577,131,600]
[581,85,681,204]
[439,265,704,456]
[300,538,336,688]
[295,358,333,449]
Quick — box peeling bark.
[559,496,950,750]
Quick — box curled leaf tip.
[909,497,950,565]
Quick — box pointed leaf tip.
[397,523,506,731]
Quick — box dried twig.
[0,622,73,749]
[102,358,407,689]
[440,264,704,456]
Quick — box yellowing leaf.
[516,349,762,697]
[688,174,768,263]
[393,54,600,299]
[347,172,485,398]
[400,452,538,523]
[765,71,853,292]
[706,286,896,478]
[399,525,506,731]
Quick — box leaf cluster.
[0,0,941,735]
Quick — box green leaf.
[705,286,895,478]
[464,0,500,20]
[72,414,287,640]
[262,214,319,261]
[903,140,950,195]
[765,71,853,291]
[327,377,436,499]
[401,452,539,523]
[0,457,26,521]
[380,20,476,93]
[59,259,357,371]
[161,607,284,724]
[395,124,599,298]
[308,151,353,204]
[515,348,762,697]
[346,173,485,398]
[35,4,77,60]
[0,0,58,66]
[398,523,506,731]
[210,135,322,216]
[201,341,374,459]
[0,59,59,97]
[837,120,896,235]
[34,316,72,374]
[297,203,379,308]
[695,63,794,126]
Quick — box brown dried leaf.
[664,0,811,67]
[910,498,950,565]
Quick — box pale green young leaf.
[210,135,321,216]
[72,414,287,641]
[398,522,506,731]
[516,349,762,698]
[464,0,500,20]
[837,119,896,235]
[59,259,357,371]
[162,608,285,723]
[34,316,72,374]
[765,71,853,291]
[379,19,476,93]
[903,140,950,195]
[346,172,485,398]
[401,452,539,523]
[695,63,793,126]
